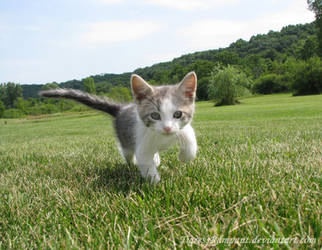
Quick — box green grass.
[0,94,321,249]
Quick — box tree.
[214,51,240,65]
[84,77,96,94]
[292,56,322,95]
[187,60,216,100]
[42,82,59,90]
[299,36,318,60]
[253,74,286,94]
[208,65,252,106]
[243,54,268,78]
[14,97,27,114]
[106,87,132,103]
[0,82,22,108]
[308,0,322,56]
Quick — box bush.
[26,106,43,116]
[106,87,132,103]
[3,108,25,118]
[208,65,252,105]
[39,104,59,114]
[253,74,288,94]
[69,105,90,113]
[292,56,322,95]
[57,100,76,112]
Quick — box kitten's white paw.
[132,155,137,165]
[148,172,160,184]
[154,153,160,167]
[140,167,160,184]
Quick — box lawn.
[0,94,321,249]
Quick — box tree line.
[0,78,132,118]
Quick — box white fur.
[133,109,197,184]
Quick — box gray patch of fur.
[136,84,195,128]
[114,104,137,152]
[39,89,121,116]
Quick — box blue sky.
[0,0,314,84]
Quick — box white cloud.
[180,0,315,50]
[141,0,238,11]
[81,21,161,44]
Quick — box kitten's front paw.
[148,173,160,184]
[140,167,160,184]
[154,153,160,167]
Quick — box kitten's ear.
[131,74,154,101]
[178,71,197,101]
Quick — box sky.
[0,0,315,85]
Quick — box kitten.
[39,72,198,183]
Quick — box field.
[0,94,321,249]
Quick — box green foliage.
[14,97,27,114]
[187,60,217,100]
[292,56,322,95]
[2,108,25,118]
[299,36,319,60]
[42,82,59,90]
[84,77,96,94]
[253,74,288,94]
[0,100,4,118]
[0,82,22,108]
[106,86,132,103]
[308,0,322,56]
[96,81,112,93]
[208,65,252,105]
[21,84,43,98]
[213,50,240,65]
[39,104,60,114]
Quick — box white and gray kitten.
[40,72,198,183]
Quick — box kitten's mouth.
[162,131,175,136]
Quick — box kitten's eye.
[173,111,182,119]
[150,112,161,120]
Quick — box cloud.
[81,21,161,44]
[141,0,237,11]
[180,0,315,50]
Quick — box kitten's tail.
[39,88,121,117]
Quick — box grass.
[0,93,321,249]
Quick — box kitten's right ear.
[131,74,154,101]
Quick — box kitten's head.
[131,72,197,135]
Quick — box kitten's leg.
[120,147,136,165]
[178,124,197,163]
[154,152,160,167]
[135,146,160,184]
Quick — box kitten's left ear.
[131,74,154,102]
[178,71,197,100]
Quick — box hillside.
[21,22,318,99]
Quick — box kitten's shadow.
[92,162,144,194]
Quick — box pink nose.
[163,126,171,133]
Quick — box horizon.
[0,0,315,85]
